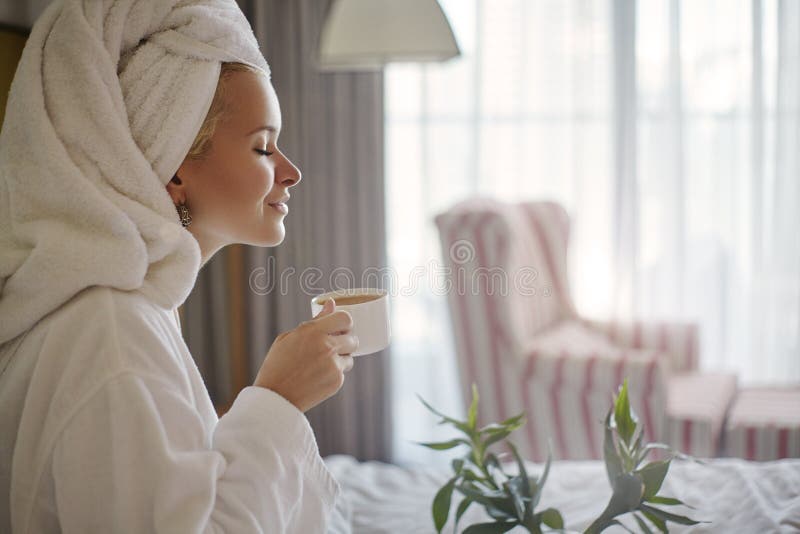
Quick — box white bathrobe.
[0,285,341,533]
[0,0,343,532]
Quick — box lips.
[266,193,290,213]
[268,199,288,214]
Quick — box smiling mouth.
[268,202,288,214]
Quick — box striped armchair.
[434,198,723,461]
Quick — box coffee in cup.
[315,293,383,307]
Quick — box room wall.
[0,0,50,28]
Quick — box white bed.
[324,454,800,533]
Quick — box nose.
[279,155,302,188]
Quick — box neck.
[187,226,225,269]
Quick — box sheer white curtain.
[386,0,799,466]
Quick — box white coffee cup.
[310,288,391,356]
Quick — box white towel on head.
[0,0,270,345]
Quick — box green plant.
[417,380,705,533]
[585,379,705,533]
[416,384,565,534]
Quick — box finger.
[332,334,359,355]
[315,310,353,334]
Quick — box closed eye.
[255,149,274,156]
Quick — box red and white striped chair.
[434,198,717,461]
[666,372,738,458]
[724,387,800,460]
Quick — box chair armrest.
[579,318,699,373]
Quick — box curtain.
[387,0,799,466]
[181,0,392,462]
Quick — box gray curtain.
[181,0,392,462]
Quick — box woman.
[0,1,355,532]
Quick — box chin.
[249,224,285,247]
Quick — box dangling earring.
[171,174,192,227]
[177,202,192,227]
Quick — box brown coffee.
[316,293,382,306]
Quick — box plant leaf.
[646,495,691,508]
[609,473,645,514]
[471,446,483,467]
[606,519,637,533]
[534,445,552,510]
[432,476,458,533]
[415,438,471,450]
[479,412,525,434]
[416,393,457,422]
[468,383,479,430]
[540,507,564,529]
[451,458,465,475]
[640,443,704,464]
[641,509,669,533]
[614,379,636,445]
[507,441,529,487]
[455,482,516,518]
[485,453,510,479]
[460,467,482,481]
[454,497,473,531]
[477,423,505,433]
[483,428,514,449]
[502,479,525,520]
[637,460,670,500]
[633,513,654,534]
[640,504,704,526]
[603,408,624,485]
[620,424,644,472]
[416,393,473,435]
[527,475,540,498]
[506,441,531,518]
[486,506,513,521]
[629,427,646,468]
[631,424,644,451]
[462,521,519,534]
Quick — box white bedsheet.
[324,454,800,533]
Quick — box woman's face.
[169,70,301,260]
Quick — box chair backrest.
[434,197,577,415]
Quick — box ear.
[165,173,186,205]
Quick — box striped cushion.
[582,319,700,373]
[522,321,665,396]
[666,373,738,457]
[525,320,619,359]
[725,388,800,460]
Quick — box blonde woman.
[0,1,355,532]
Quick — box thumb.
[314,298,335,319]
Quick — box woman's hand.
[253,299,358,412]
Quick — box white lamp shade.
[318,0,460,71]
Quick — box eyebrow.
[246,125,279,136]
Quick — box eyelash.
[255,149,274,157]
